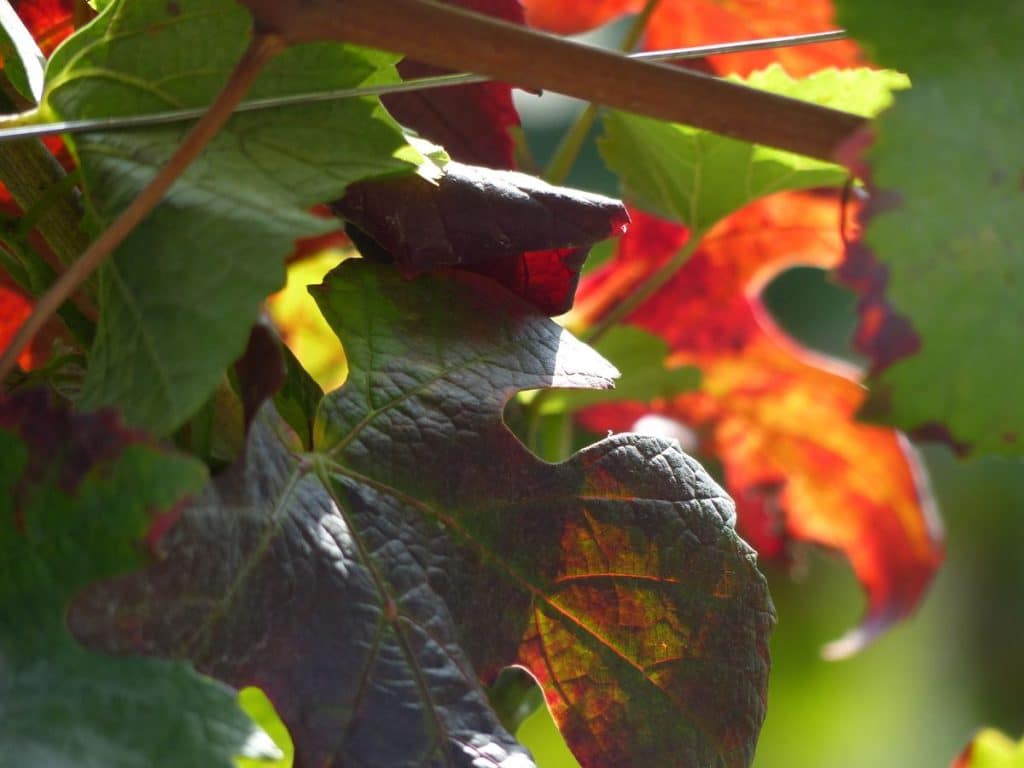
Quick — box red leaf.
[334,161,628,315]
[12,0,75,54]
[382,0,523,168]
[0,273,50,370]
[523,0,863,75]
[365,0,620,312]
[575,192,943,654]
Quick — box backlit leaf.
[599,65,906,231]
[522,0,862,76]
[266,250,349,394]
[0,390,279,767]
[41,0,419,435]
[69,260,774,768]
[834,1,1024,456]
[953,730,1024,768]
[574,193,943,655]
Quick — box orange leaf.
[575,192,943,655]
[523,0,863,75]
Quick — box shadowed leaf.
[834,1,1024,456]
[575,193,943,655]
[69,260,773,768]
[0,390,279,767]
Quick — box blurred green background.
[507,25,1024,766]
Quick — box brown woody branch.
[242,0,866,162]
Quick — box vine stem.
[241,0,865,161]
[544,0,662,185]
[581,234,702,345]
[0,33,283,381]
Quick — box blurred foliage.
[513,62,1024,768]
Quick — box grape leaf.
[521,0,863,76]
[383,0,523,169]
[0,389,280,767]
[599,65,907,232]
[834,2,1024,456]
[574,193,942,655]
[69,260,774,768]
[953,730,1024,768]
[334,161,628,314]
[40,0,419,435]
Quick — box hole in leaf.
[487,667,580,767]
[760,266,864,364]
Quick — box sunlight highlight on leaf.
[267,250,348,392]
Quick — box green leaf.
[599,65,907,230]
[69,262,773,768]
[835,2,1024,455]
[237,688,293,768]
[532,325,699,415]
[0,390,279,768]
[41,0,419,435]
[956,729,1024,768]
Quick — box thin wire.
[0,29,847,143]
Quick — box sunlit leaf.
[69,260,773,768]
[575,192,943,655]
[834,1,1024,456]
[953,729,1024,768]
[599,65,906,231]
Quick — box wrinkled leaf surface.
[70,261,773,768]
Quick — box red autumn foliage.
[573,192,943,654]
[522,0,863,75]
[0,273,51,370]
[12,0,75,55]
